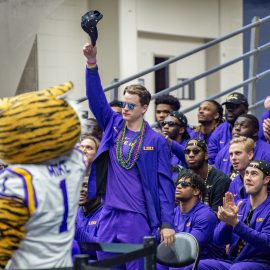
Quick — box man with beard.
[192,160,270,270]
[215,114,270,176]
[228,137,255,202]
[208,93,249,164]
[182,139,230,212]
[190,100,223,143]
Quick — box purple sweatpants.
[96,206,152,270]
[184,259,270,270]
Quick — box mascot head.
[0,82,81,164]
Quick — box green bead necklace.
[115,121,146,169]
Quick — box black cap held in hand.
[81,10,103,46]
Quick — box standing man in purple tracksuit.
[193,160,270,270]
[228,137,255,203]
[215,114,270,177]
[83,43,175,269]
[208,93,249,164]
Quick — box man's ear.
[264,175,270,186]
[142,104,148,115]
[193,188,201,197]
[214,112,219,120]
[178,127,185,135]
[248,150,254,161]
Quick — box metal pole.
[151,41,270,100]
[77,15,270,103]
[248,16,260,113]
[109,78,119,101]
[74,254,89,270]
[180,67,270,114]
[144,236,156,270]
[249,99,265,110]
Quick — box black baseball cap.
[169,111,188,127]
[247,160,270,176]
[222,92,248,106]
[185,139,207,152]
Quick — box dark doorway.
[155,56,169,93]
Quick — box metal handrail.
[77,14,270,104]
[152,41,270,99]
[180,68,270,113]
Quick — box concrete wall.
[0,0,64,98]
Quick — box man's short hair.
[176,169,206,197]
[229,136,255,153]
[123,85,151,106]
[237,113,259,131]
[155,94,181,111]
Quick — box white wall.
[136,0,220,39]
[37,0,89,111]
[0,0,64,98]
[138,33,206,125]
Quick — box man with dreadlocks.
[190,99,224,144]
[83,43,175,269]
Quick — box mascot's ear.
[0,81,82,164]
[41,81,74,98]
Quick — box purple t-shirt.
[105,129,147,217]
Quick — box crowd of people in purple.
[71,43,270,270]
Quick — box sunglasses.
[184,148,202,155]
[176,181,193,188]
[118,101,136,110]
[161,121,181,127]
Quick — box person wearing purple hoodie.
[189,160,270,270]
[208,93,249,164]
[215,114,270,177]
[158,170,226,270]
[83,43,175,269]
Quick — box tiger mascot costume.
[0,83,86,269]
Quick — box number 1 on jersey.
[59,179,68,233]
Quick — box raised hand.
[83,43,97,63]
[263,118,270,143]
[218,200,242,227]
[223,192,235,212]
